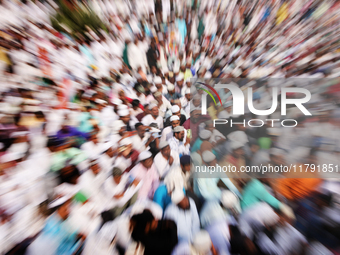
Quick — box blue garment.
[56,126,89,141]
[26,214,80,255]
[190,67,196,76]
[176,19,187,45]
[218,88,232,103]
[194,178,241,201]
[153,184,186,211]
[144,23,151,37]
[261,7,271,22]
[241,179,281,210]
[192,138,218,157]
[191,138,203,153]
[78,112,101,133]
[165,92,182,102]
[79,45,94,66]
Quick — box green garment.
[74,191,88,203]
[123,43,130,69]
[198,17,205,40]
[241,179,281,210]
[78,112,101,133]
[258,137,272,150]
[51,148,88,172]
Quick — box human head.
[120,137,133,157]
[205,120,214,132]
[89,159,100,175]
[175,73,184,87]
[171,105,181,118]
[167,83,175,95]
[180,155,191,174]
[112,167,123,184]
[231,141,245,158]
[170,115,180,129]
[173,126,185,141]
[171,189,189,209]
[202,151,217,166]
[139,151,153,169]
[159,141,170,158]
[135,122,146,138]
[149,104,159,118]
[118,109,130,124]
[199,129,212,141]
[51,197,72,220]
[190,109,201,123]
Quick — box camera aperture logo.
[195,82,312,128]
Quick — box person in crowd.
[130,209,178,255]
[168,125,190,156]
[130,151,160,199]
[142,103,164,129]
[154,140,180,179]
[102,167,139,222]
[164,104,187,127]
[2,1,340,254]
[26,196,86,255]
[164,189,200,243]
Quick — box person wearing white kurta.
[160,119,188,142]
[162,125,188,142]
[45,108,66,136]
[97,105,116,127]
[103,173,130,200]
[141,113,164,129]
[141,105,164,129]
[131,132,151,153]
[99,147,115,174]
[127,39,148,74]
[113,147,135,171]
[168,130,190,156]
[80,139,105,159]
[158,43,169,73]
[82,219,119,255]
[164,197,200,243]
[155,94,172,118]
[78,165,106,203]
[154,145,180,179]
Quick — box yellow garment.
[184,69,193,81]
[0,47,10,65]
[276,3,288,25]
[18,116,42,128]
[187,129,192,139]
[207,105,218,120]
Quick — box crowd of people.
[1,0,340,254]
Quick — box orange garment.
[274,165,322,201]
[38,46,51,77]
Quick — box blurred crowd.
[1,0,340,254]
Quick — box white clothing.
[154,150,180,178]
[164,198,200,242]
[142,114,164,129]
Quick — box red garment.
[125,149,140,172]
[183,115,211,142]
[136,112,146,122]
[126,97,144,111]
[328,83,340,94]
